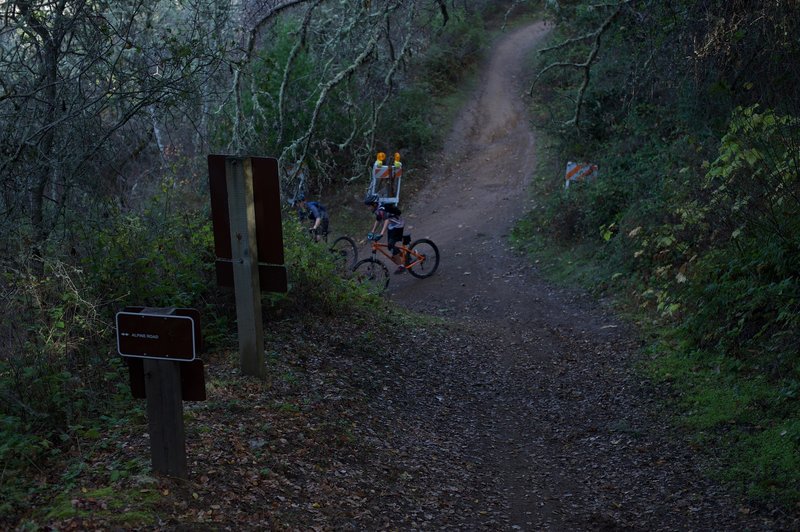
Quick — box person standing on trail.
[295,194,329,242]
[364,194,406,274]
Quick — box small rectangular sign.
[116,311,197,361]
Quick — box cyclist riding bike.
[365,194,405,274]
[295,193,329,242]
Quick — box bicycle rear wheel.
[329,236,358,273]
[407,238,440,278]
[352,258,389,294]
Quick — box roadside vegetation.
[0,0,521,526]
[513,0,800,506]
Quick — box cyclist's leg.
[387,228,404,273]
[320,218,330,243]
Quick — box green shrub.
[378,85,441,157]
[419,10,487,93]
[82,208,215,309]
[520,2,800,509]
[0,254,132,517]
[727,421,800,504]
[679,106,800,372]
[276,216,363,315]
[0,188,221,516]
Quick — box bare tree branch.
[280,0,404,173]
[529,1,631,127]
[282,22,382,167]
[362,2,418,160]
[277,0,323,145]
[435,0,448,26]
[245,0,313,60]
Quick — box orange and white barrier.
[372,164,390,181]
[367,152,403,204]
[565,161,598,188]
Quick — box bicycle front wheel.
[329,236,358,273]
[352,258,389,294]
[407,238,440,278]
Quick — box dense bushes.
[0,193,370,515]
[519,1,800,504]
[1,253,129,515]
[681,107,800,368]
[418,10,488,93]
[526,2,800,366]
[278,216,365,315]
[0,183,217,512]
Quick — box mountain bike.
[329,235,358,273]
[352,234,440,293]
[306,228,358,274]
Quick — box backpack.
[382,203,402,216]
[306,201,327,220]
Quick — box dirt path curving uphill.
[374,20,796,531]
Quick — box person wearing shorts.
[365,194,406,274]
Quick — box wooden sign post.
[143,358,186,477]
[225,158,266,378]
[208,155,287,379]
[116,307,204,479]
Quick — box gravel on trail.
[363,20,799,531]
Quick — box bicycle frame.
[368,240,425,271]
[352,236,438,290]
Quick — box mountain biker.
[365,194,406,274]
[296,193,329,242]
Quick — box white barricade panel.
[565,161,599,188]
[366,153,404,204]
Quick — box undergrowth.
[0,189,383,526]
[514,3,800,509]
[514,123,800,509]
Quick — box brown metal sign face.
[116,312,197,361]
[207,155,288,293]
[125,358,207,401]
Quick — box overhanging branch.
[529,1,632,127]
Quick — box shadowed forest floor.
[19,20,800,531]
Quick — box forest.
[1,0,799,528]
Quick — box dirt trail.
[390,21,580,332]
[377,21,795,531]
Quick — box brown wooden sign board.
[119,307,205,401]
[207,155,288,293]
[125,358,206,401]
[116,308,199,361]
[214,261,288,293]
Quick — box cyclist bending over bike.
[295,193,329,242]
[365,194,406,274]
